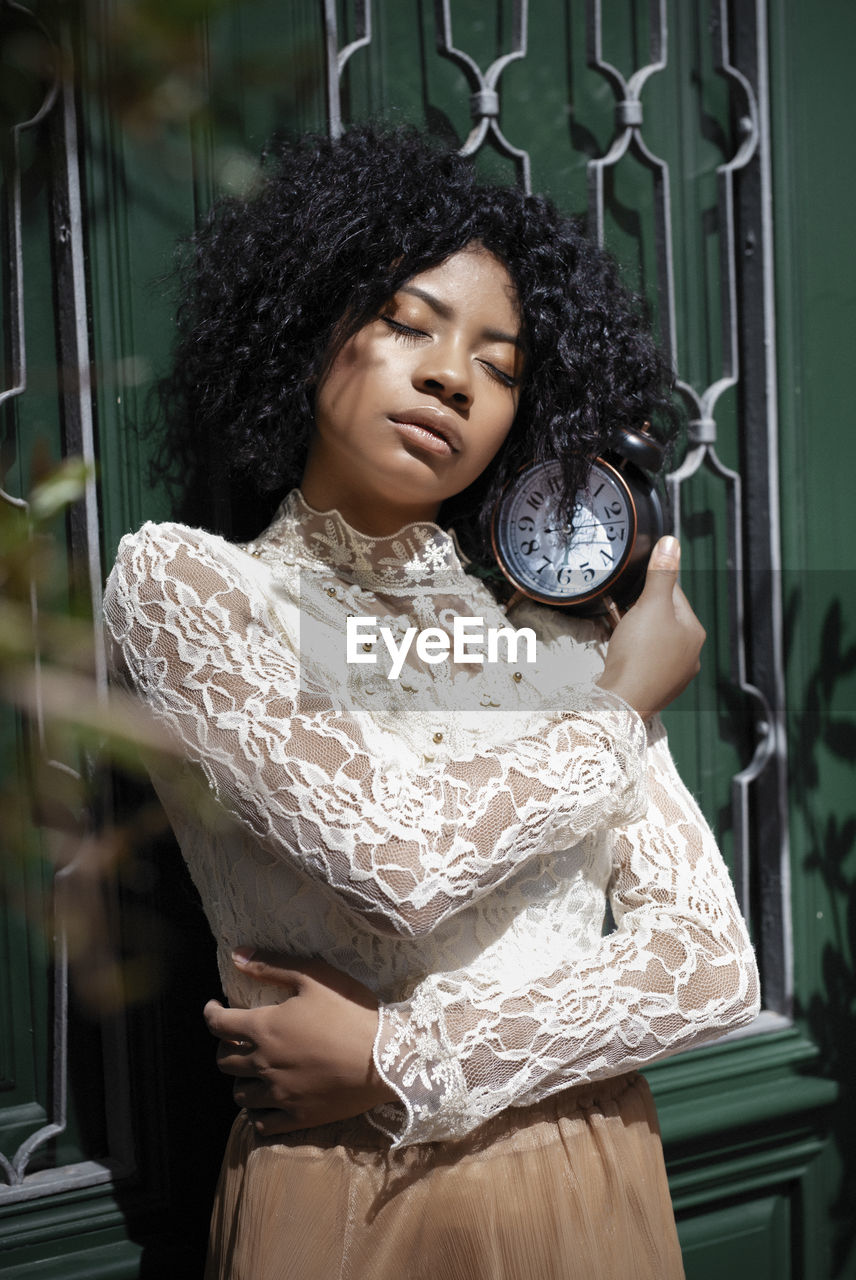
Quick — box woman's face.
[300,245,524,534]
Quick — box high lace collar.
[249,489,473,592]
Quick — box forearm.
[370,725,760,1147]
[105,520,648,936]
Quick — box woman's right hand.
[204,951,396,1136]
[596,536,705,721]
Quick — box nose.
[414,342,472,408]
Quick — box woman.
[104,126,759,1279]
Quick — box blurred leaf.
[2,667,182,764]
[29,457,92,522]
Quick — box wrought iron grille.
[0,0,134,1203]
[1,0,790,1207]
[322,0,790,1017]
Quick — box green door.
[1,1,853,1275]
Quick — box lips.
[389,408,462,454]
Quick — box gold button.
[512,671,523,682]
[326,586,337,597]
[433,731,444,744]
[250,549,261,558]
[362,641,372,651]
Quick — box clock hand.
[547,522,618,537]
[555,516,623,531]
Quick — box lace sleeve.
[103,522,647,938]
[372,719,761,1146]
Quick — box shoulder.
[105,520,277,626]
[109,520,262,586]
[112,519,234,566]
[104,520,298,668]
[507,596,610,684]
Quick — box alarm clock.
[490,425,669,620]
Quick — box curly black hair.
[153,124,677,561]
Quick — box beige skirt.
[205,1072,684,1280]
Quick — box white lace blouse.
[103,489,760,1147]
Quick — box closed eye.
[479,360,518,389]
[383,316,519,386]
[382,317,427,343]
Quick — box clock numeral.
[556,566,575,586]
[600,548,614,566]
[526,490,546,511]
[592,482,605,498]
[520,538,540,556]
[534,556,551,576]
[605,523,626,542]
[579,562,596,583]
[516,515,535,532]
[601,500,623,518]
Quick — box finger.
[231,949,352,995]
[640,536,681,601]
[215,1043,260,1075]
[651,535,680,570]
[671,582,700,625]
[203,998,224,1025]
[234,951,379,1011]
[232,947,307,991]
[204,999,259,1044]
[670,583,706,646]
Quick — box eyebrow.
[399,284,523,349]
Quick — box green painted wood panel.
[769,0,856,1274]
[680,1195,792,1280]
[0,0,108,1191]
[2,0,854,1274]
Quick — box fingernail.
[232,947,256,966]
[657,536,679,565]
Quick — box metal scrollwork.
[584,0,789,1009]
[0,0,132,1203]
[434,0,532,192]
[0,0,59,512]
[323,0,372,140]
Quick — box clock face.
[492,459,637,605]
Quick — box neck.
[298,475,442,537]
[252,491,468,592]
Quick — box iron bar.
[434,0,532,192]
[324,0,372,140]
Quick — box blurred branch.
[0,455,180,1015]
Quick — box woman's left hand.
[204,951,396,1136]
